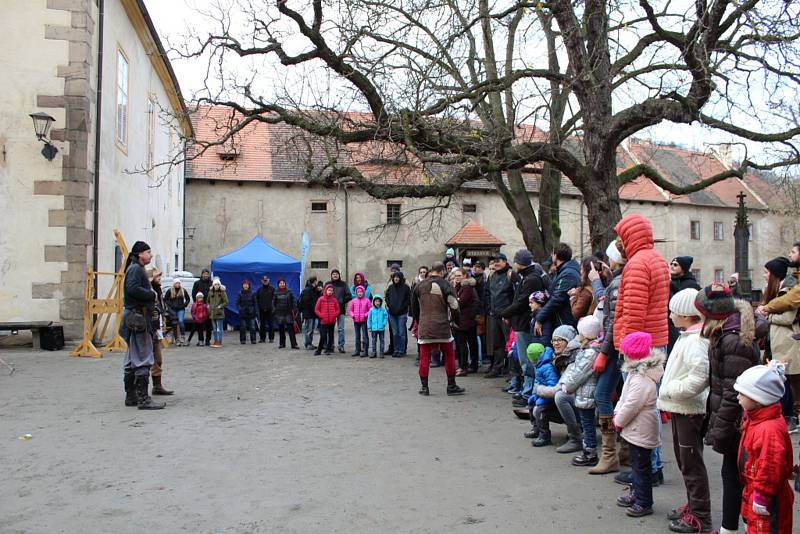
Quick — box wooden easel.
[69,229,129,358]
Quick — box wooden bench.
[0,321,54,349]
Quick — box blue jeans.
[336,315,346,349]
[578,408,597,449]
[212,319,224,342]
[302,318,318,348]
[515,330,533,384]
[594,348,620,417]
[175,309,186,336]
[353,322,368,353]
[370,330,385,355]
[388,314,407,354]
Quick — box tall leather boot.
[588,416,619,474]
[124,369,137,407]
[135,374,165,410]
[151,375,174,395]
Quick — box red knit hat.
[620,331,652,360]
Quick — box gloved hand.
[614,424,623,434]
[752,492,770,515]
[592,352,608,374]
[660,411,671,424]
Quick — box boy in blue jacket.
[525,342,560,447]
[367,295,389,358]
[529,291,555,347]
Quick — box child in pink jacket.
[348,285,371,357]
[614,331,665,519]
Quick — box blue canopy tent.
[211,236,302,327]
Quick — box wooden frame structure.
[70,230,129,357]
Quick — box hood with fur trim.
[622,349,666,383]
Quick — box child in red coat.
[314,284,340,355]
[733,362,795,534]
[190,294,209,347]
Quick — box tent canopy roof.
[211,236,301,273]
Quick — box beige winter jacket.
[767,283,800,375]
[614,350,664,450]
[657,324,710,415]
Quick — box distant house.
[0,0,191,337]
[185,107,794,292]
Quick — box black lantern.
[29,112,58,161]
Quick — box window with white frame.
[714,269,724,283]
[690,220,700,240]
[116,49,129,147]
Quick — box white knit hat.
[669,288,701,316]
[606,241,622,264]
[577,315,602,340]
[734,362,786,406]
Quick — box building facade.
[185,107,795,293]
[0,0,189,337]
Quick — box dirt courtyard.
[1,328,797,533]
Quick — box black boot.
[571,448,599,467]
[419,376,429,396]
[124,369,137,407]
[135,374,165,410]
[524,415,540,439]
[446,376,465,396]
[531,413,552,447]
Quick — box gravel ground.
[1,327,797,533]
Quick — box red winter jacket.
[315,290,341,325]
[738,403,795,533]
[613,214,670,350]
[191,301,208,323]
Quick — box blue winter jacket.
[536,259,580,328]
[367,298,389,331]
[528,347,560,407]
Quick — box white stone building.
[0,0,190,337]
[185,106,796,294]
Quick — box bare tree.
[175,0,800,254]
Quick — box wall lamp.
[29,112,58,161]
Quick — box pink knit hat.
[620,331,652,360]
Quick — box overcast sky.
[144,0,766,161]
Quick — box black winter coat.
[166,288,190,312]
[124,263,155,312]
[298,286,321,320]
[473,274,488,315]
[328,279,350,316]
[192,277,212,302]
[501,264,544,331]
[273,289,296,324]
[386,272,412,315]
[706,301,760,455]
[256,284,276,312]
[488,265,519,315]
[236,288,257,320]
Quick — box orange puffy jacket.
[613,214,670,350]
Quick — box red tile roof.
[186,105,778,210]
[446,220,506,247]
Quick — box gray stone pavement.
[1,327,797,533]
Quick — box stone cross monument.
[733,191,752,298]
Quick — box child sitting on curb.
[614,331,664,518]
[733,362,795,533]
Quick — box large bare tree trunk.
[538,163,562,258]
[582,159,622,253]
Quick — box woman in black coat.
[236,279,258,345]
[273,278,299,349]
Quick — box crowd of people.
[121,215,800,532]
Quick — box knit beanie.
[577,316,602,340]
[552,325,577,343]
[446,248,455,256]
[765,256,790,281]
[620,331,652,360]
[196,292,204,299]
[672,256,693,274]
[606,241,622,264]
[513,249,534,266]
[694,283,736,320]
[526,343,546,363]
[131,241,151,254]
[355,285,365,296]
[669,288,701,317]
[734,362,786,406]
[529,291,548,305]
[212,277,222,287]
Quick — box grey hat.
[513,249,534,266]
[552,325,577,343]
[734,363,786,406]
[491,252,507,261]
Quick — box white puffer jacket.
[657,324,710,415]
